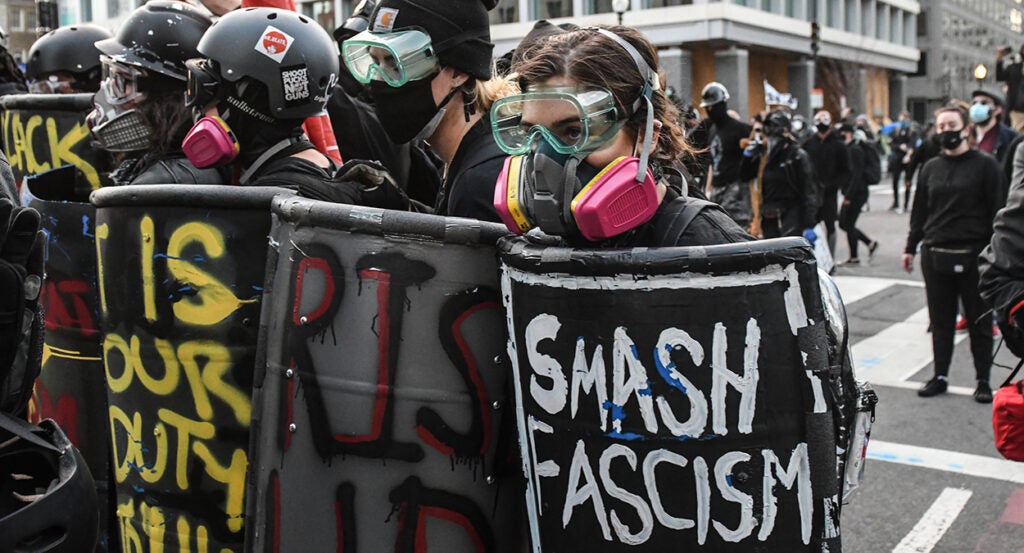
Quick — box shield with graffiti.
[246,196,525,552]
[499,236,844,552]
[1,93,112,193]
[22,173,117,553]
[92,184,291,553]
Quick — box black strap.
[659,197,714,246]
[0,411,59,452]
[1002,356,1024,388]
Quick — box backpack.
[993,359,1024,461]
[861,142,882,185]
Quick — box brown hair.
[511,25,693,167]
[933,103,969,128]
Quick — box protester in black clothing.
[0,27,27,96]
[495,26,751,248]
[700,81,754,229]
[838,127,878,264]
[87,1,223,186]
[902,104,1005,403]
[26,24,111,94]
[328,0,441,208]
[887,112,916,211]
[996,45,1024,131]
[802,110,851,253]
[341,0,512,221]
[980,139,1024,355]
[740,110,818,239]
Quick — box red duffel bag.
[994,360,1024,462]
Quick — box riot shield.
[247,196,525,553]
[22,175,117,553]
[92,185,290,553]
[1,93,112,194]
[499,237,843,552]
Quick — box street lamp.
[974,63,989,88]
[612,0,629,25]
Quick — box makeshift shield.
[499,236,843,552]
[92,185,290,553]
[246,197,525,552]
[1,93,112,193]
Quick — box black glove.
[334,159,410,211]
[0,199,44,417]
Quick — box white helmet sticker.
[255,25,294,64]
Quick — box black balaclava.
[707,102,730,124]
[216,79,304,168]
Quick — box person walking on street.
[902,104,1006,403]
[802,110,851,253]
[700,82,754,229]
[838,126,878,264]
[970,89,1018,165]
[886,111,916,212]
[739,110,818,239]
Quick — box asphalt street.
[830,182,1024,553]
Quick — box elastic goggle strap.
[592,28,658,183]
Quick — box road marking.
[869,440,1024,484]
[1001,489,1024,525]
[831,275,923,306]
[892,487,972,553]
[850,306,967,385]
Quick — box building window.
[490,0,519,23]
[647,0,691,6]
[1013,8,1023,33]
[588,0,614,14]
[912,51,927,77]
[298,0,336,32]
[916,10,926,36]
[536,0,572,18]
[9,9,22,31]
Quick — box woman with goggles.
[86,1,224,187]
[496,25,752,247]
[340,0,512,222]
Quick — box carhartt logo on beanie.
[370,0,495,80]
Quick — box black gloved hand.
[334,159,410,211]
[0,198,45,416]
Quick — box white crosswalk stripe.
[892,488,973,553]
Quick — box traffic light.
[811,21,821,56]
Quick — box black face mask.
[939,129,965,150]
[707,102,729,123]
[370,77,448,144]
[816,122,830,133]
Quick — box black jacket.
[904,149,1006,254]
[843,142,869,204]
[434,115,505,223]
[802,131,851,191]
[607,187,754,247]
[110,152,227,186]
[980,158,1024,329]
[997,55,1024,112]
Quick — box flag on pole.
[764,80,799,110]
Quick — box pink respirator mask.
[182,115,240,169]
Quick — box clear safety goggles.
[28,75,76,94]
[341,29,440,87]
[99,55,147,105]
[490,87,624,156]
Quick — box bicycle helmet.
[95,0,212,82]
[699,81,729,108]
[0,414,98,553]
[26,24,112,89]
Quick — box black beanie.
[369,0,495,81]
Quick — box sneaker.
[841,258,861,265]
[888,204,899,212]
[867,241,879,260]
[918,377,948,397]
[974,381,993,404]
[954,315,968,332]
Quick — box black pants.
[838,198,872,258]
[921,247,992,382]
[891,162,906,207]
[761,203,803,238]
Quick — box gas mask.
[181,114,240,168]
[87,88,150,152]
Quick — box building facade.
[908,0,1024,123]
[0,0,41,62]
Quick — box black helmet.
[0,415,98,553]
[334,0,376,43]
[26,24,112,90]
[764,110,792,134]
[198,8,340,119]
[95,0,212,81]
[699,81,729,108]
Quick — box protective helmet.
[368,0,496,80]
[699,81,729,108]
[764,110,792,134]
[95,0,212,81]
[334,0,376,43]
[26,25,112,89]
[197,7,340,119]
[0,415,98,553]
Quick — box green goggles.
[490,87,624,156]
[341,29,440,87]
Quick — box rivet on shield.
[285,369,294,378]
[300,315,308,325]
[491,401,501,410]
[493,355,503,365]
[485,476,495,484]
[289,423,297,433]
[143,234,151,242]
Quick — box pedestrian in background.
[996,45,1024,131]
[838,125,878,265]
[699,81,754,230]
[902,103,1006,403]
[969,89,1018,165]
[802,109,851,254]
[884,111,916,213]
